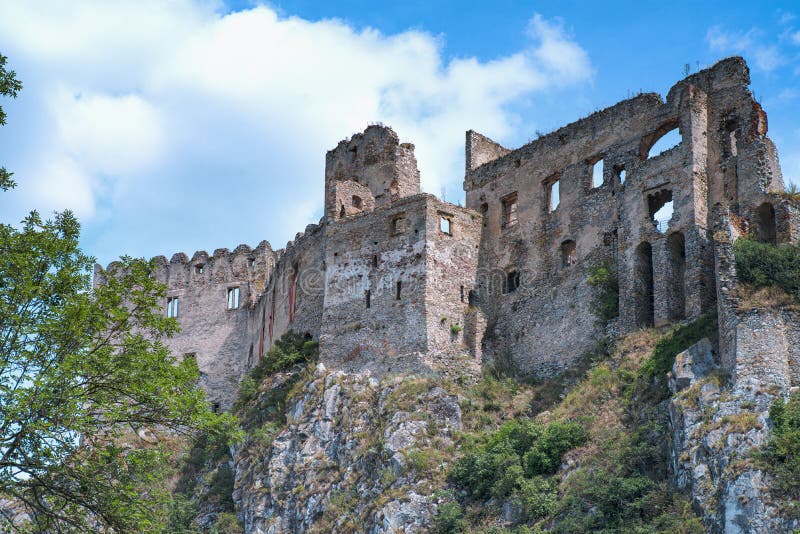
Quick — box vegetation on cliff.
[734,237,800,304]
[757,393,800,517]
[435,319,713,533]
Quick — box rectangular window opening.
[439,216,452,235]
[549,180,560,211]
[504,270,520,294]
[227,287,240,309]
[167,297,179,318]
[591,158,604,188]
[195,264,204,274]
[501,192,518,229]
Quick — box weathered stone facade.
[95,56,797,413]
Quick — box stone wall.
[320,194,430,368]
[324,125,421,222]
[463,56,782,378]
[95,241,275,410]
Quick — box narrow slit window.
[561,240,577,267]
[460,285,465,302]
[396,281,402,300]
[549,180,560,211]
[591,158,604,188]
[372,253,379,268]
[501,193,518,229]
[227,287,240,309]
[166,297,179,318]
[617,167,627,185]
[504,270,520,294]
[365,289,371,309]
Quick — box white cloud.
[706,25,785,72]
[0,1,592,261]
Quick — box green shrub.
[734,238,800,302]
[450,323,463,334]
[161,493,199,533]
[587,262,619,324]
[234,331,319,421]
[450,419,586,524]
[206,465,236,512]
[639,312,717,384]
[433,501,467,534]
[209,512,243,534]
[758,394,800,512]
[523,420,589,477]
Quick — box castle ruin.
[95,57,800,411]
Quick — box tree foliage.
[0,54,233,532]
[0,53,22,191]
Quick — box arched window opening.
[754,202,777,244]
[635,242,654,328]
[352,196,363,209]
[667,232,686,321]
[722,116,739,159]
[561,240,577,267]
[641,122,682,160]
[615,165,626,185]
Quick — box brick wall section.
[95,241,275,410]
[423,198,482,355]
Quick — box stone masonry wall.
[320,194,430,369]
[463,56,780,378]
[94,241,275,410]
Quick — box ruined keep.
[95,56,800,413]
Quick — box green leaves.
[759,394,800,508]
[0,53,22,191]
[734,237,800,302]
[0,210,234,530]
[449,418,586,522]
[587,262,620,324]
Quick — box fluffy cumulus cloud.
[0,1,592,262]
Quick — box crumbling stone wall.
[463,56,784,378]
[324,124,421,222]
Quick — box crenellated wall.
[95,241,275,410]
[94,56,798,408]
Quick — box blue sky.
[1,0,798,265]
